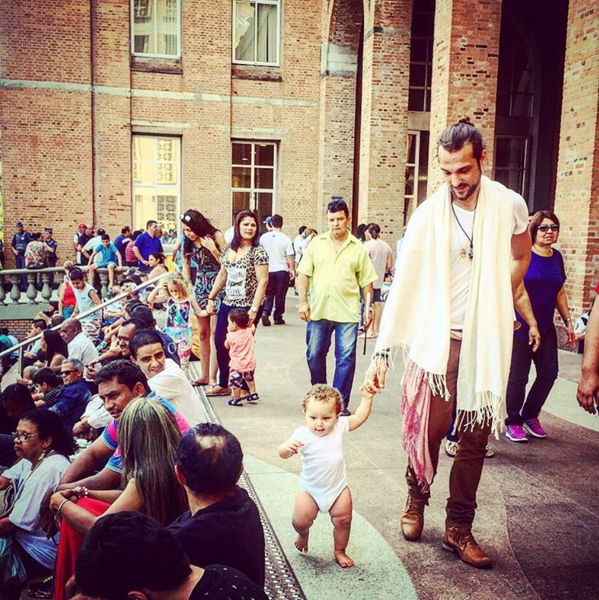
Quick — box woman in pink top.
[225,308,257,406]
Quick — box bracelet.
[207,298,215,303]
[564,318,572,323]
[74,486,89,499]
[56,498,70,516]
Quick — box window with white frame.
[403,131,430,226]
[132,0,180,58]
[133,136,181,235]
[233,0,280,66]
[231,141,277,227]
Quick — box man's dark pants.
[407,339,491,529]
[263,270,289,322]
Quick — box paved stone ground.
[215,292,599,600]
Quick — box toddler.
[225,308,257,406]
[148,273,206,372]
[279,384,374,568]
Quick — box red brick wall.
[553,0,599,317]
[427,0,503,194]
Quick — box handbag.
[0,480,18,519]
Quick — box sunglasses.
[180,213,192,223]
[60,370,78,377]
[538,224,559,232]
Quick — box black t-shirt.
[169,487,265,587]
[77,234,92,265]
[190,565,268,600]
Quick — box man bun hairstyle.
[438,117,485,163]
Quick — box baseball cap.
[78,222,87,228]
[44,227,53,234]
[15,221,23,227]
[263,216,272,225]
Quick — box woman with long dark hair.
[41,330,68,371]
[206,210,269,397]
[0,410,75,598]
[180,209,226,388]
[50,398,187,599]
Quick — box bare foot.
[334,550,354,568]
[295,533,309,553]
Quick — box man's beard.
[450,179,480,202]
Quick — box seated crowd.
[0,242,268,598]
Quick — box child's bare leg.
[292,491,319,553]
[108,263,115,288]
[232,387,241,400]
[330,487,353,568]
[248,379,256,394]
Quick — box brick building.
[0,0,597,314]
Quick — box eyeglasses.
[60,370,77,377]
[538,224,559,232]
[12,432,38,442]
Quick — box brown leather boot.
[400,495,428,541]
[442,526,492,568]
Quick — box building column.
[357,0,412,240]
[553,0,599,316]
[427,0,503,194]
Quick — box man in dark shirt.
[169,423,266,587]
[76,225,94,266]
[43,227,59,288]
[75,512,267,600]
[114,225,132,263]
[11,220,32,290]
[132,219,163,272]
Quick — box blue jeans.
[306,320,358,408]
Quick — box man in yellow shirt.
[297,199,377,415]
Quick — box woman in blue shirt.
[505,211,575,442]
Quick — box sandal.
[246,393,260,403]
[191,379,210,387]
[228,397,244,406]
[205,386,231,397]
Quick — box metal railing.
[0,271,172,373]
[0,266,132,305]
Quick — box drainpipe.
[351,22,364,231]
[90,0,100,227]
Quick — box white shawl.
[375,176,515,436]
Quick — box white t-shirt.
[364,239,393,289]
[259,231,294,272]
[292,417,350,513]
[224,227,234,244]
[293,234,306,261]
[84,235,103,264]
[148,358,205,425]
[74,233,82,263]
[450,191,529,329]
[67,331,99,365]
[4,454,71,569]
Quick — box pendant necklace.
[451,201,476,262]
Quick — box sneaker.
[445,440,459,458]
[274,318,285,325]
[505,424,528,443]
[523,417,547,439]
[261,315,271,327]
[29,576,53,598]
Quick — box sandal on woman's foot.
[205,386,231,397]
[228,397,244,406]
[246,393,260,403]
[191,379,209,387]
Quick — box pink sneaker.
[505,424,528,443]
[523,418,547,439]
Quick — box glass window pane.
[412,13,431,37]
[408,89,425,112]
[424,91,431,112]
[232,191,251,222]
[157,0,179,56]
[232,143,252,165]
[406,134,416,165]
[255,143,275,166]
[496,92,510,117]
[419,131,430,167]
[134,192,156,231]
[512,70,533,95]
[235,2,256,62]
[136,161,156,185]
[409,63,426,87]
[255,192,273,231]
[255,168,274,190]
[157,194,178,232]
[410,38,428,63]
[232,167,252,189]
[133,0,155,54]
[511,93,532,117]
[133,136,155,162]
[405,167,415,196]
[495,138,527,169]
[256,4,278,63]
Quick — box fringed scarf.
[374,176,515,490]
